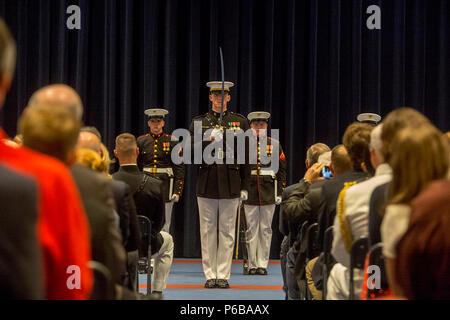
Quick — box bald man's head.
[77,131,102,155]
[331,144,352,176]
[28,84,83,120]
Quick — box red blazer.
[0,129,93,299]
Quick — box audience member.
[307,122,372,300]
[304,144,353,299]
[113,133,173,300]
[367,108,431,248]
[381,124,449,296]
[0,19,93,299]
[396,179,450,299]
[21,86,128,298]
[327,124,391,299]
[279,142,330,300]
[0,165,43,299]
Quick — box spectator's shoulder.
[191,113,208,122]
[230,111,247,121]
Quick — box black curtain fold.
[0,0,448,258]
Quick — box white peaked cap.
[206,81,235,92]
[144,108,169,118]
[248,111,271,122]
[357,113,382,124]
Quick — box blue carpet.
[139,259,285,300]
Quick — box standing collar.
[150,131,165,139]
[209,109,228,118]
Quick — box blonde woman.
[76,148,106,173]
[100,143,112,176]
[381,124,449,297]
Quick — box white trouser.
[244,204,276,269]
[162,202,175,233]
[326,262,364,300]
[151,231,174,292]
[197,197,240,280]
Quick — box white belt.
[143,167,174,199]
[143,167,174,177]
[251,169,275,178]
[251,169,278,200]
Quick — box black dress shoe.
[256,268,268,275]
[249,268,257,275]
[204,279,217,288]
[216,279,230,289]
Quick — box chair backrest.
[367,242,389,297]
[323,226,334,255]
[293,220,310,250]
[137,215,152,257]
[323,226,334,263]
[349,237,369,300]
[88,261,115,300]
[305,223,319,260]
[321,226,334,300]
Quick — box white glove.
[210,128,223,142]
[240,190,248,201]
[275,196,282,205]
[170,194,180,203]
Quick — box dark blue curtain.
[0,0,448,258]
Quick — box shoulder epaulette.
[192,113,208,121]
[137,133,150,140]
[230,111,247,120]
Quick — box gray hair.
[306,143,331,166]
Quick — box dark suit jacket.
[316,170,368,250]
[281,179,327,247]
[110,179,131,248]
[112,165,165,254]
[71,164,127,284]
[368,182,390,247]
[0,165,44,299]
[279,181,301,237]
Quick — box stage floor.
[138,258,285,300]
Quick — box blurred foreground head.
[19,103,81,165]
[388,124,449,205]
[0,18,17,109]
[28,84,83,121]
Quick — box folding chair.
[349,237,369,300]
[304,223,319,299]
[137,215,152,295]
[367,242,388,299]
[322,226,334,300]
[294,220,309,300]
[88,260,115,300]
[295,220,310,249]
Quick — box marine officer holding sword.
[189,80,250,289]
